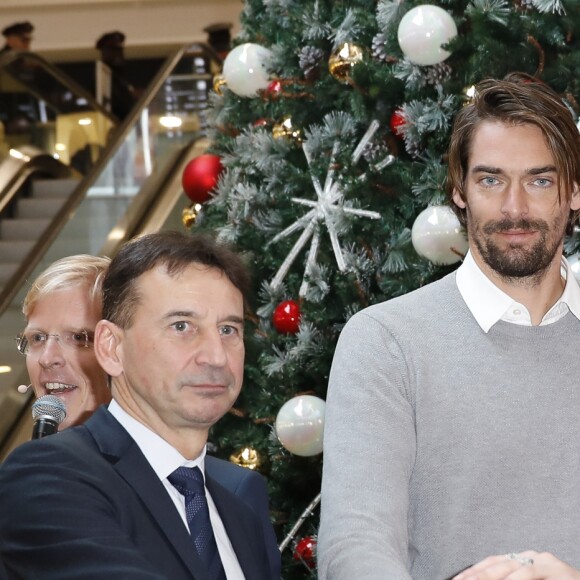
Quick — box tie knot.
[168,465,206,497]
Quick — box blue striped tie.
[168,466,227,580]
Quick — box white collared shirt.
[455,250,580,332]
[108,400,244,579]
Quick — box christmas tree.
[181,0,580,576]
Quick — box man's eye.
[533,178,552,187]
[29,333,46,344]
[71,332,86,344]
[220,325,240,337]
[172,321,189,332]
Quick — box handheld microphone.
[31,395,66,439]
[17,384,32,394]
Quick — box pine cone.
[299,46,325,80]
[425,63,452,85]
[363,140,391,164]
[371,33,389,62]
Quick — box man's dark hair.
[102,230,252,328]
[447,73,580,228]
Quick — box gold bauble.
[272,116,302,143]
[182,205,199,228]
[463,84,477,105]
[328,42,364,84]
[213,74,227,95]
[230,446,263,471]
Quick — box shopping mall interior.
[0,0,240,457]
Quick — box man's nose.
[37,336,66,368]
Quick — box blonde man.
[17,255,111,429]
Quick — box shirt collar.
[455,250,580,332]
[108,399,206,481]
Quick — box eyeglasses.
[15,330,93,355]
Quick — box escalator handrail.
[0,145,77,215]
[0,42,221,317]
[0,50,118,123]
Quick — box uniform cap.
[2,21,34,39]
[96,31,126,50]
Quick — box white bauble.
[567,253,580,283]
[411,205,468,265]
[397,5,457,66]
[275,395,325,457]
[222,43,273,97]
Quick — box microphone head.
[31,394,66,425]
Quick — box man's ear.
[94,320,124,377]
[452,188,467,209]
[570,183,580,211]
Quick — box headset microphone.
[17,384,32,394]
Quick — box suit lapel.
[84,407,209,580]
[207,474,269,580]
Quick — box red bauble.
[389,109,406,138]
[272,299,301,334]
[293,536,316,569]
[182,154,223,204]
[266,80,282,97]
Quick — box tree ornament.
[463,84,477,103]
[425,62,452,85]
[222,43,273,97]
[213,74,227,95]
[273,299,301,334]
[272,116,303,143]
[371,32,389,62]
[389,109,406,138]
[229,446,263,471]
[253,118,270,128]
[182,204,200,228]
[266,79,282,98]
[268,135,382,296]
[275,395,325,457]
[293,536,317,569]
[328,42,364,84]
[182,154,223,203]
[397,5,458,66]
[298,45,325,80]
[411,205,468,265]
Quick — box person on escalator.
[95,30,138,121]
[0,22,33,54]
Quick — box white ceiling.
[0,0,242,60]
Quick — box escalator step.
[0,262,18,284]
[0,240,34,261]
[0,218,51,241]
[31,178,80,198]
[15,197,68,219]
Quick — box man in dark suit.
[95,30,137,120]
[0,231,280,580]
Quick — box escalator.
[0,43,222,456]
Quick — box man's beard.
[470,215,566,280]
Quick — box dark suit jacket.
[0,407,279,579]
[204,455,281,579]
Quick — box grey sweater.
[318,273,580,579]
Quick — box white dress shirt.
[455,250,580,332]
[108,400,245,580]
